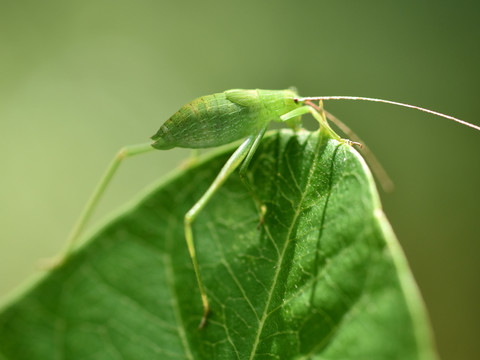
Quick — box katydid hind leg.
[184,135,256,329]
[43,142,155,268]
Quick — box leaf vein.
[248,133,322,359]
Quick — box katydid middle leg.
[184,131,265,329]
[238,123,269,224]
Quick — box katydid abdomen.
[151,89,300,150]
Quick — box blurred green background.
[0,0,478,358]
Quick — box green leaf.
[0,129,437,360]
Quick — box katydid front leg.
[280,105,339,139]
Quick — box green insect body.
[151,89,301,150]
[58,88,478,330]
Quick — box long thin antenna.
[296,96,480,131]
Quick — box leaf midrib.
[248,133,323,359]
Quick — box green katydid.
[56,88,480,329]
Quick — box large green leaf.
[0,129,437,359]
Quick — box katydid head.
[267,88,300,115]
[281,88,303,130]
